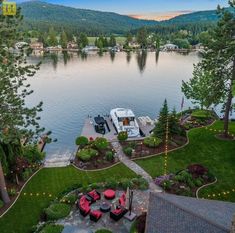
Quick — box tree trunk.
[0,161,10,203]
[223,58,235,137]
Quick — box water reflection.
[98,50,103,57]
[136,50,147,73]
[155,51,159,65]
[80,51,88,60]
[62,51,70,65]
[109,51,115,62]
[126,51,131,64]
[49,52,58,70]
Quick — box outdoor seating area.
[77,189,128,223]
[58,189,150,233]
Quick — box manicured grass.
[88,36,126,45]
[191,109,212,118]
[0,164,136,233]
[136,121,235,202]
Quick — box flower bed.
[120,135,187,159]
[155,164,215,197]
[74,137,118,170]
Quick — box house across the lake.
[67,41,78,50]
[30,42,44,50]
[161,43,179,51]
[145,192,235,233]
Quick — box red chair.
[78,195,90,216]
[110,206,128,221]
[87,190,101,202]
[90,210,102,222]
[119,193,126,207]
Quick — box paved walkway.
[111,142,162,193]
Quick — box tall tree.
[136,27,148,49]
[154,99,169,139]
[125,32,133,46]
[184,1,235,137]
[109,34,116,47]
[182,64,217,109]
[48,27,57,46]
[60,30,68,49]
[77,32,88,49]
[0,8,44,203]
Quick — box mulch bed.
[121,135,187,159]
[74,144,118,170]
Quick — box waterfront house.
[145,192,235,233]
[162,43,179,51]
[128,41,140,49]
[67,41,78,50]
[15,42,28,49]
[30,42,44,50]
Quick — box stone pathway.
[111,142,162,193]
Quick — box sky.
[15,0,229,20]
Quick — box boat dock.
[81,116,155,141]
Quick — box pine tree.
[60,30,68,49]
[48,27,57,46]
[109,34,116,47]
[154,99,169,139]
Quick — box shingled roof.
[145,192,235,233]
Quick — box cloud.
[128,10,193,21]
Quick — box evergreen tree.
[48,27,57,46]
[136,27,148,49]
[77,32,88,49]
[169,108,181,136]
[109,34,116,47]
[125,32,133,46]
[0,8,45,203]
[60,30,68,49]
[154,99,169,139]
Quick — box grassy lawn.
[88,36,126,45]
[0,164,136,233]
[136,120,235,202]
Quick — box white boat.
[110,108,140,137]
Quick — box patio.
[57,190,150,233]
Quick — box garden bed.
[74,136,118,170]
[155,164,216,197]
[120,135,187,159]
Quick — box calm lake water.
[26,51,200,158]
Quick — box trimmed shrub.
[123,147,133,157]
[0,199,4,208]
[77,148,98,161]
[39,224,64,233]
[105,151,114,161]
[119,178,131,189]
[95,229,112,233]
[45,203,71,220]
[94,137,109,150]
[117,131,128,141]
[75,136,89,148]
[143,137,162,148]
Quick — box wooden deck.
[81,117,154,141]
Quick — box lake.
[26,51,200,159]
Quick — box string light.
[205,187,235,199]
[164,115,169,176]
